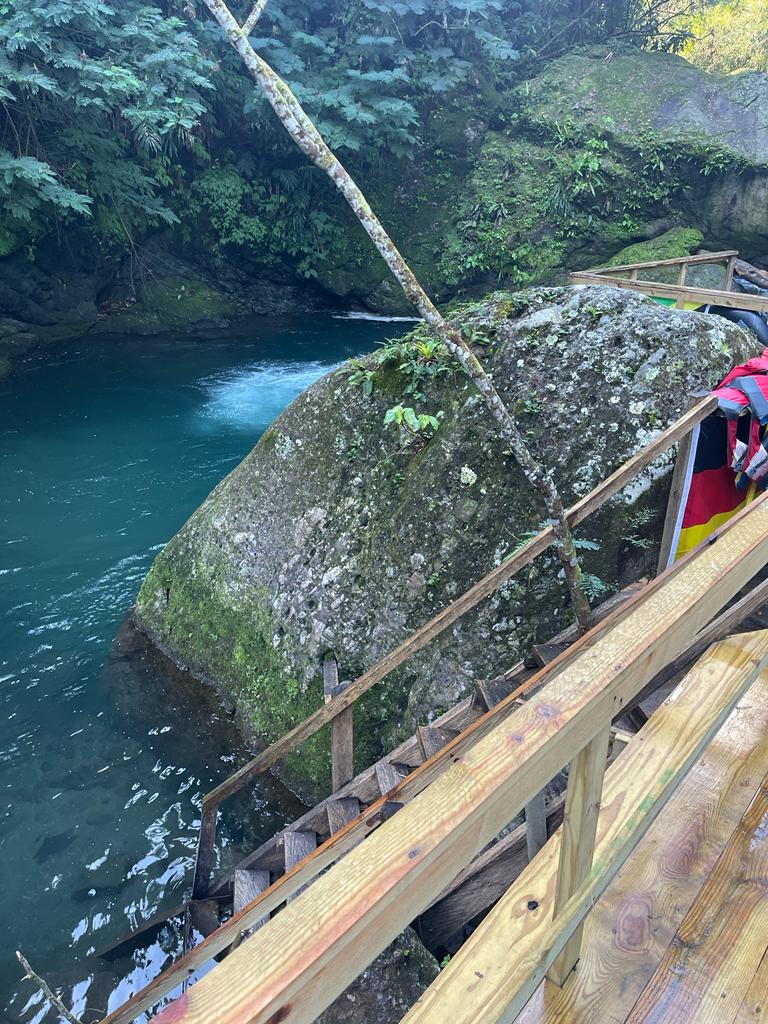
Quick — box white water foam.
[196,359,339,432]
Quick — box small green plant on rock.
[383,404,442,437]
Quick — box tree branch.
[197,0,592,631]
[241,0,269,37]
[16,951,84,1024]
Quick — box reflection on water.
[0,315,393,1022]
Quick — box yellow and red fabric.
[667,348,768,565]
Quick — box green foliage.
[665,0,768,74]
[383,404,442,435]
[0,0,215,242]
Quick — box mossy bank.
[134,285,757,800]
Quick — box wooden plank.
[725,253,736,292]
[625,775,768,1024]
[625,574,768,717]
[732,948,768,1024]
[191,805,218,899]
[568,273,768,313]
[198,398,716,813]
[327,798,361,835]
[547,725,611,986]
[102,533,759,1024]
[149,500,768,1024]
[515,668,768,1024]
[283,831,317,904]
[525,790,548,863]
[233,869,271,916]
[418,726,456,760]
[401,631,768,1024]
[324,658,355,792]
[375,761,408,795]
[230,869,270,944]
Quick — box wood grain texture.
[100,533,757,1024]
[148,496,768,1024]
[515,668,768,1024]
[625,776,768,1024]
[732,948,768,1024]
[401,631,768,1024]
[547,725,611,986]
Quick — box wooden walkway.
[97,394,768,1024]
[113,488,768,1024]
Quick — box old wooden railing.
[146,485,768,1024]
[190,393,719,902]
[569,249,768,313]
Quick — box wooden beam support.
[546,724,611,986]
[324,659,354,792]
[525,790,548,863]
[147,495,768,1024]
[580,250,737,274]
[401,631,768,1024]
[656,394,704,574]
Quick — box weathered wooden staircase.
[97,392,768,1024]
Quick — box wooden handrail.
[149,490,768,1024]
[189,394,717,899]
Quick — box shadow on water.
[0,314,396,1023]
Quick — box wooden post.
[676,263,687,307]
[525,790,548,862]
[547,723,612,986]
[192,804,219,900]
[324,658,354,792]
[725,254,736,292]
[657,393,706,574]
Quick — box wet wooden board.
[148,496,768,1024]
[402,632,768,1024]
[513,670,768,1024]
[625,775,768,1023]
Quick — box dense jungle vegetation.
[0,0,759,281]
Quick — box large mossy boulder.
[134,286,757,799]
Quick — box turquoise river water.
[0,315,396,1022]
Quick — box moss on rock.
[135,285,758,800]
[608,227,704,266]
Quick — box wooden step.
[374,761,408,795]
[417,725,457,760]
[283,830,317,902]
[326,798,361,835]
[475,676,515,710]
[229,868,271,949]
[233,868,271,917]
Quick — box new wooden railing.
[191,393,719,901]
[148,484,768,1024]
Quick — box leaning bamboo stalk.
[198,0,592,632]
